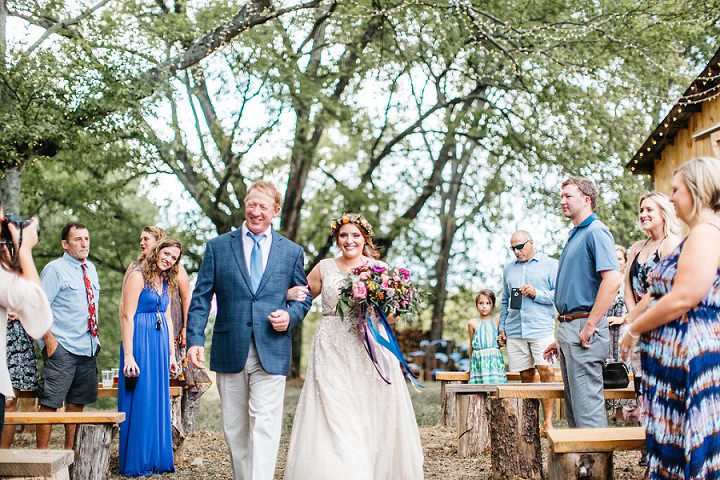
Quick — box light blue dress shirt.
[40,253,101,357]
[499,253,558,340]
[555,214,620,315]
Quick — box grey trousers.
[557,316,609,428]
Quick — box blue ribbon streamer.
[364,305,423,389]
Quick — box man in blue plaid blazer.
[187,181,312,480]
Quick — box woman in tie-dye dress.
[621,157,720,479]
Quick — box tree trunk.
[70,424,113,480]
[548,452,613,480]
[429,221,454,340]
[0,167,22,213]
[489,397,542,480]
[456,392,491,457]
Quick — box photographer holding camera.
[0,203,52,435]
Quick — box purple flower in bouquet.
[398,268,410,280]
[352,282,368,300]
[371,265,386,274]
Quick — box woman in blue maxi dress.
[119,238,182,477]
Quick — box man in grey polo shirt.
[543,177,621,428]
[498,230,558,433]
[37,222,100,449]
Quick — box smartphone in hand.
[510,287,522,309]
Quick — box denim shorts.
[38,343,98,408]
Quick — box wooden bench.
[490,384,637,479]
[5,412,124,480]
[546,427,646,479]
[0,449,74,479]
[16,385,185,463]
[437,370,563,427]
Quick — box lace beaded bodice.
[319,259,345,316]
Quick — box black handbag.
[603,361,630,389]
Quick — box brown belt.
[557,312,590,322]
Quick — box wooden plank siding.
[653,93,720,194]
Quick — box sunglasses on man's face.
[510,240,532,251]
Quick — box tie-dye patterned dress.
[641,239,720,479]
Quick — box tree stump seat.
[0,449,74,480]
[489,384,637,479]
[5,411,124,480]
[436,371,469,427]
[445,384,502,457]
[546,427,646,480]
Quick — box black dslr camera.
[0,214,34,256]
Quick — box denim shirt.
[40,253,101,357]
[499,253,559,339]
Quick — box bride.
[284,213,424,479]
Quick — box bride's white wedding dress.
[284,258,424,479]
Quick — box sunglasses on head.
[510,240,532,251]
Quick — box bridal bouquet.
[336,262,423,388]
[336,263,420,322]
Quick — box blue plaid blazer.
[186,228,312,375]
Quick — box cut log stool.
[436,371,469,427]
[5,411,125,480]
[0,449,74,480]
[448,384,499,457]
[546,427,646,480]
[490,383,637,480]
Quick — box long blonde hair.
[638,192,682,237]
[674,157,720,220]
[141,237,182,294]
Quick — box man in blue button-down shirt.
[36,223,100,450]
[498,230,558,433]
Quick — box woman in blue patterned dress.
[467,290,507,384]
[119,237,181,477]
[621,157,720,479]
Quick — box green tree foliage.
[3,1,719,365]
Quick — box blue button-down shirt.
[499,253,558,339]
[555,214,620,315]
[40,253,101,356]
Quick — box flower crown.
[330,213,374,238]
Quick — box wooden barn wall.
[653,95,720,195]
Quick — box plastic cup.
[112,368,120,386]
[102,370,113,388]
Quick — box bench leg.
[172,394,186,466]
[489,397,542,479]
[70,424,113,480]
[456,392,490,457]
[441,380,462,428]
[548,452,612,480]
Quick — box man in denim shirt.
[37,222,100,449]
[498,230,558,433]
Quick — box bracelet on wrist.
[628,329,640,339]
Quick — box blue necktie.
[247,232,266,293]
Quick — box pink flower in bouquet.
[352,282,368,300]
[398,268,410,280]
[359,271,370,281]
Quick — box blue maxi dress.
[118,281,174,477]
